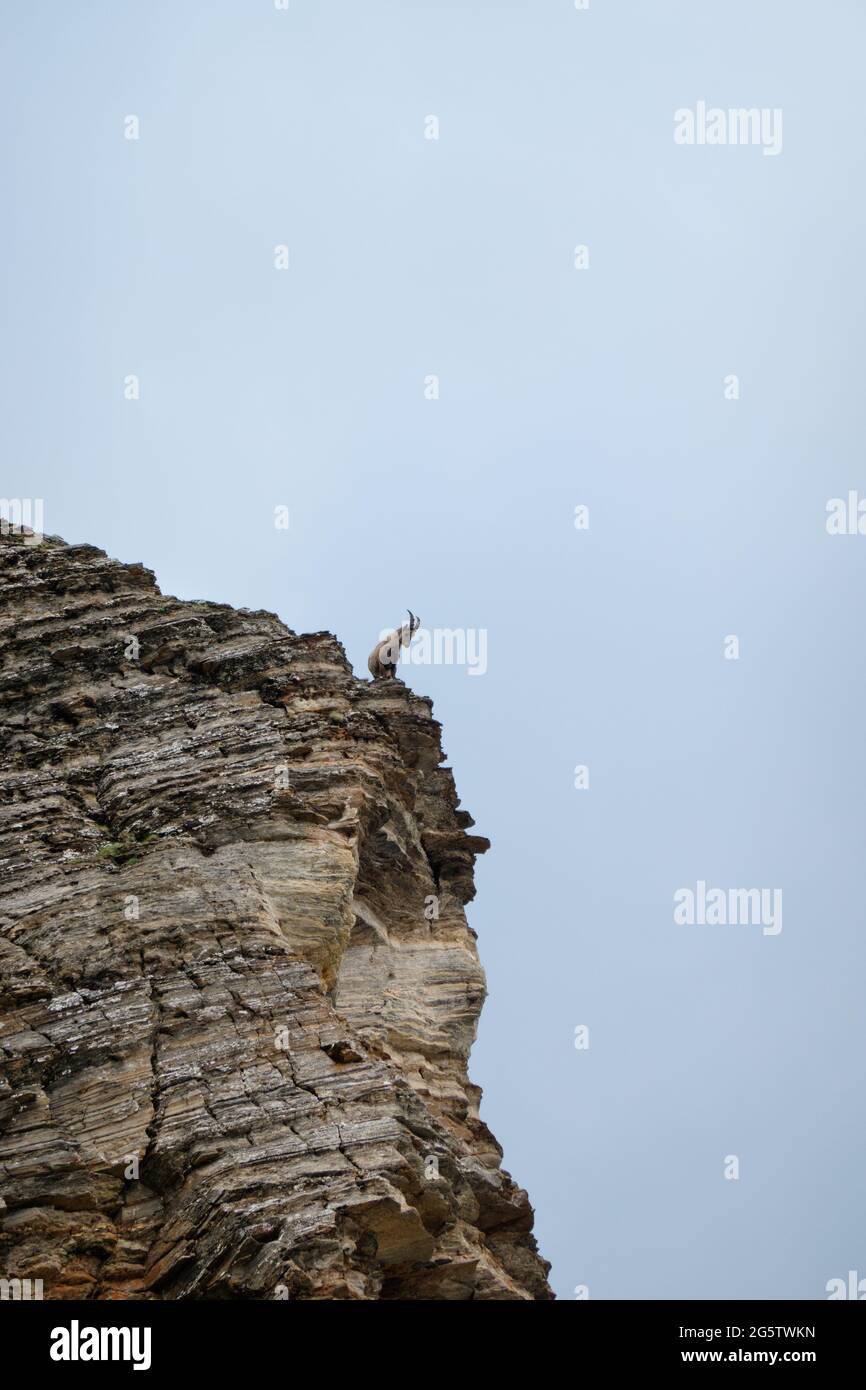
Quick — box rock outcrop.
[0,528,551,1300]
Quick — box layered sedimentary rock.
[0,528,551,1300]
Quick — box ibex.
[368,610,421,680]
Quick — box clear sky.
[3,0,865,1300]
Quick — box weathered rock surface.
[0,529,551,1300]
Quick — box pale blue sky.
[3,0,865,1299]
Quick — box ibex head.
[406,609,421,634]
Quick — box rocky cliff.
[0,529,551,1300]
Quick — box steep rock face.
[0,529,551,1300]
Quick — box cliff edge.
[0,530,551,1300]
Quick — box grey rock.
[0,529,551,1300]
